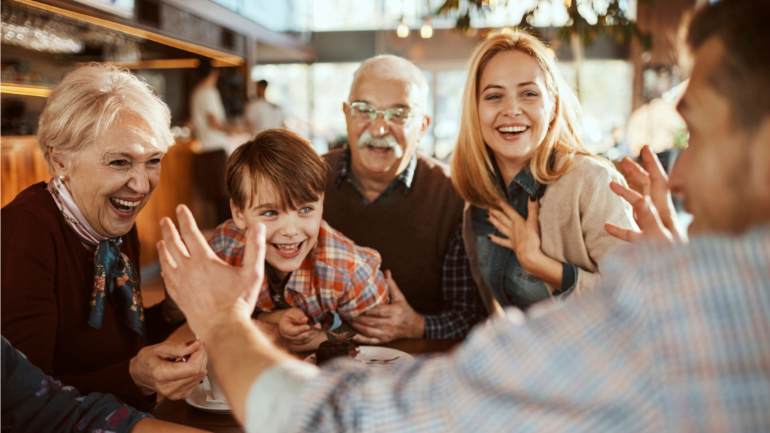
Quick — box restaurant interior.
[2,0,742,432]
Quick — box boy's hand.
[157,205,266,342]
[278,308,322,346]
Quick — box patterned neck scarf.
[48,177,145,337]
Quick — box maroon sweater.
[1,183,173,410]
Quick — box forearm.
[131,418,209,433]
[520,252,563,289]
[202,312,295,425]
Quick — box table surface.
[153,338,461,432]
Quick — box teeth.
[274,242,301,251]
[112,198,141,208]
[498,125,528,133]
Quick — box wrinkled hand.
[605,145,685,243]
[129,339,207,400]
[352,271,424,344]
[278,308,322,346]
[488,199,544,270]
[157,205,266,341]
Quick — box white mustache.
[356,131,403,159]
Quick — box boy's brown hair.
[226,129,328,210]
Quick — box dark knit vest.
[322,150,464,314]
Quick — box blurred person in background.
[244,80,286,136]
[1,64,207,411]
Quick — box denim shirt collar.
[491,160,546,202]
[334,147,417,193]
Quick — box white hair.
[348,55,429,109]
[37,63,173,171]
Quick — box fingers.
[157,241,179,298]
[619,157,651,196]
[242,222,266,280]
[487,210,511,237]
[609,180,645,208]
[352,315,392,328]
[175,205,211,258]
[159,217,189,266]
[352,334,382,345]
[353,305,392,319]
[604,223,643,243]
[488,233,513,250]
[159,374,205,400]
[640,145,669,185]
[526,199,540,233]
[384,270,406,303]
[495,200,522,223]
[153,340,202,359]
[351,323,389,342]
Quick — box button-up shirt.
[334,149,486,338]
[246,225,770,433]
[471,167,577,310]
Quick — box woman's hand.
[488,199,544,267]
[488,199,563,288]
[128,339,207,400]
[277,308,323,347]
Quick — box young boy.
[208,129,389,351]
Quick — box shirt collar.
[491,162,546,200]
[335,147,417,192]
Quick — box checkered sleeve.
[423,225,487,339]
[208,220,246,267]
[334,245,389,320]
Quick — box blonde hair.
[451,31,591,209]
[37,63,174,172]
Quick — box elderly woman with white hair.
[1,64,206,410]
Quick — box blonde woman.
[451,31,635,314]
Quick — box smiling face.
[54,112,164,237]
[344,60,430,184]
[670,37,770,235]
[477,50,554,183]
[232,182,324,276]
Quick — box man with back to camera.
[157,1,770,431]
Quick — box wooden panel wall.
[1,136,208,267]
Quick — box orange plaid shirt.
[208,219,389,322]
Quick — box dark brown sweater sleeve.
[1,206,155,410]
[2,206,60,376]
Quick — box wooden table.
[153,338,461,432]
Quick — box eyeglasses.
[347,101,413,125]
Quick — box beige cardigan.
[462,155,637,315]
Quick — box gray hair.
[348,55,429,110]
[37,63,173,171]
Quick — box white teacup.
[204,372,226,403]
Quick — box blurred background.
[1,0,702,271]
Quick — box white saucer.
[185,380,230,413]
[306,345,414,367]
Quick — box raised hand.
[605,145,685,243]
[157,205,266,341]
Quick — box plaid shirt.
[254,225,770,433]
[209,219,389,322]
[334,149,485,339]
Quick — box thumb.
[385,270,406,303]
[527,199,540,231]
[241,222,266,303]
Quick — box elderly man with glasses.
[321,55,486,344]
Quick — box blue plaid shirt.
[334,149,485,339]
[262,225,770,433]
